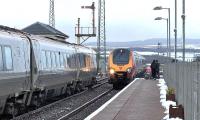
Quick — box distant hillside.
[85,38,200,48]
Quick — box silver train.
[0,26,97,117]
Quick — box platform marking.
[84,78,140,120]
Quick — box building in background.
[22,22,69,42]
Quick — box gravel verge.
[13,83,113,120]
[68,90,119,120]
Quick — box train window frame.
[113,49,130,65]
[3,46,13,71]
[0,46,3,71]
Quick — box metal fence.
[164,62,200,120]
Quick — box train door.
[22,37,31,90]
[31,39,40,87]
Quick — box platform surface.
[86,78,165,120]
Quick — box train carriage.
[0,28,31,116]
[75,45,97,87]
[0,26,97,117]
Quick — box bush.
[167,87,175,95]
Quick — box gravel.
[68,90,119,120]
[13,83,114,120]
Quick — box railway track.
[92,77,108,88]
[12,77,111,120]
[58,88,113,120]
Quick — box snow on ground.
[157,78,183,120]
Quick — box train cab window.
[0,47,3,71]
[113,49,130,65]
[4,46,13,70]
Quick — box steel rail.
[58,88,113,120]
[13,90,87,120]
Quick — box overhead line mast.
[49,0,55,28]
[97,0,106,73]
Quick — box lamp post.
[157,42,161,55]
[153,6,171,58]
[155,17,169,57]
[175,0,177,62]
[182,0,185,61]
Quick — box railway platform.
[85,78,165,120]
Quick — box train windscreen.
[113,49,130,65]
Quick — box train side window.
[67,54,72,68]
[42,51,47,69]
[4,46,13,70]
[60,53,64,67]
[71,54,76,68]
[64,53,67,68]
[80,54,85,68]
[55,52,60,67]
[52,52,56,68]
[78,54,82,67]
[46,51,51,68]
[0,46,3,71]
[75,54,79,67]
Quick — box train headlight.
[109,69,115,74]
[126,68,132,73]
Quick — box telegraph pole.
[49,0,55,28]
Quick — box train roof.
[0,25,95,53]
[0,25,28,35]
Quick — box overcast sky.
[0,0,199,43]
